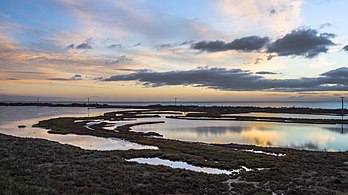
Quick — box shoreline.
[1,102,347,115]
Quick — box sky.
[0,0,347,101]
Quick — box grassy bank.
[0,133,228,194]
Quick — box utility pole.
[87,97,90,109]
[36,97,39,106]
[174,97,177,106]
[341,97,344,116]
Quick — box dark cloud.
[267,29,335,58]
[76,42,92,50]
[102,67,348,92]
[72,74,82,79]
[64,44,75,50]
[48,78,70,81]
[76,38,93,50]
[255,71,280,75]
[115,68,142,72]
[107,44,123,49]
[48,74,83,81]
[93,76,104,80]
[269,8,277,16]
[320,67,348,78]
[342,45,348,52]
[104,56,132,65]
[4,78,18,80]
[192,36,269,52]
[191,28,335,59]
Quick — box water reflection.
[1,106,347,151]
[0,107,158,150]
[223,112,345,120]
[127,157,236,175]
[191,126,271,136]
[132,117,348,151]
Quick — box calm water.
[0,106,158,150]
[132,114,348,151]
[1,106,347,151]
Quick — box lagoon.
[1,106,347,151]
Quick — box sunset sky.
[0,0,347,101]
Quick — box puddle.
[242,149,286,157]
[126,157,266,175]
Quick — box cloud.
[48,74,83,81]
[255,71,280,75]
[4,71,45,75]
[132,42,141,47]
[64,44,75,50]
[190,28,336,59]
[72,74,82,79]
[191,36,269,52]
[48,78,71,81]
[342,45,348,52]
[4,78,19,80]
[104,56,132,65]
[320,67,348,78]
[319,22,332,29]
[76,42,92,49]
[107,44,123,49]
[76,38,93,50]
[269,8,277,16]
[267,29,335,58]
[215,0,303,34]
[103,67,348,92]
[155,41,194,50]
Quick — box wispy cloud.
[214,0,303,35]
[155,41,194,51]
[48,74,82,81]
[255,71,280,75]
[107,43,123,49]
[104,56,132,65]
